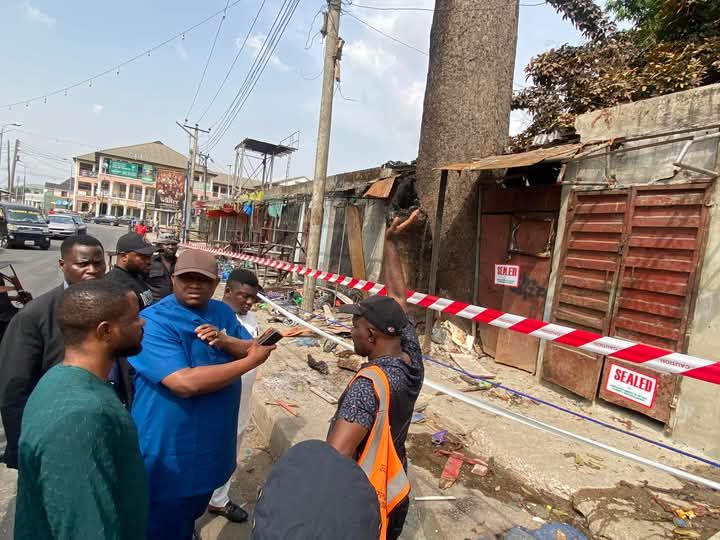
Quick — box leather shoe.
[208,501,249,523]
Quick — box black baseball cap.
[339,294,408,336]
[251,440,380,540]
[115,233,156,256]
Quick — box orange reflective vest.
[352,366,411,539]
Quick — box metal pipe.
[259,292,720,492]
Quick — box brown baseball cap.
[174,249,218,280]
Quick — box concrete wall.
[564,84,720,458]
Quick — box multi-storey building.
[73,141,233,227]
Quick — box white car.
[47,214,87,239]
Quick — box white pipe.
[259,293,720,491]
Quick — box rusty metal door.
[542,190,629,399]
[495,214,556,372]
[598,183,712,423]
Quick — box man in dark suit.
[0,235,107,469]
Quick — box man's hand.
[385,209,421,242]
[246,342,276,367]
[195,324,227,348]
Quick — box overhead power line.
[203,0,301,152]
[0,0,247,110]
[12,128,97,149]
[196,0,268,124]
[184,0,232,122]
[343,11,428,56]
[344,1,546,11]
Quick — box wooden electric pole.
[177,122,210,242]
[302,0,341,313]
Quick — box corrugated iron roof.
[75,141,189,170]
[363,175,398,199]
[436,144,582,172]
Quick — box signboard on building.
[605,363,657,408]
[494,264,520,287]
[155,168,185,209]
[141,164,155,184]
[108,160,139,179]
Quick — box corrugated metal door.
[542,190,629,399]
[598,183,712,423]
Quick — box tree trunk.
[414,0,520,303]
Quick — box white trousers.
[209,368,258,508]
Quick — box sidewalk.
[237,306,720,539]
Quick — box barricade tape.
[181,243,720,386]
[257,292,720,492]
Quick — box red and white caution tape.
[182,243,720,386]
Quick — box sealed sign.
[494,264,520,287]
[605,363,657,408]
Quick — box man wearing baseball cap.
[129,249,276,540]
[148,234,179,301]
[327,210,423,540]
[105,232,156,310]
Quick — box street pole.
[302,0,341,313]
[176,122,210,242]
[9,139,19,199]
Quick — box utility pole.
[176,122,210,242]
[302,0,341,313]
[9,139,20,199]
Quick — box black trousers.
[387,496,410,540]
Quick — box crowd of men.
[0,210,424,539]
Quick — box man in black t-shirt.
[105,233,155,311]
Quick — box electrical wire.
[185,0,232,123]
[11,128,97,149]
[196,0,268,124]
[204,0,298,144]
[343,11,428,56]
[344,1,547,11]
[1,0,247,110]
[203,0,301,152]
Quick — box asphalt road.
[2,223,127,297]
[0,223,126,537]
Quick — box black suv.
[0,202,51,249]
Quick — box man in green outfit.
[14,280,149,540]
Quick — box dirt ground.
[240,291,720,539]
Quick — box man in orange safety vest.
[328,210,424,539]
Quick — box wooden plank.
[569,220,625,234]
[573,202,627,214]
[565,252,618,271]
[633,192,705,207]
[344,204,367,288]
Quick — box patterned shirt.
[331,324,424,464]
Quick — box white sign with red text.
[606,363,658,408]
[494,264,520,287]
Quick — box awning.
[436,144,582,172]
[363,175,399,199]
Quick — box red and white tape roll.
[182,243,720,386]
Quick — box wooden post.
[345,205,367,293]
[423,169,449,349]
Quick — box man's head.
[339,295,408,358]
[56,280,145,358]
[156,234,179,260]
[224,268,261,315]
[59,235,106,285]
[172,249,219,309]
[252,440,380,540]
[115,233,155,274]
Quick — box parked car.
[93,215,119,226]
[47,214,87,239]
[118,215,134,227]
[0,202,51,250]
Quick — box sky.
[0,0,590,187]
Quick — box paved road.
[0,223,126,538]
[2,223,127,297]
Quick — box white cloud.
[240,34,290,73]
[174,42,188,60]
[509,110,532,136]
[24,2,55,27]
[92,104,104,114]
[344,40,398,76]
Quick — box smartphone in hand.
[257,328,284,346]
